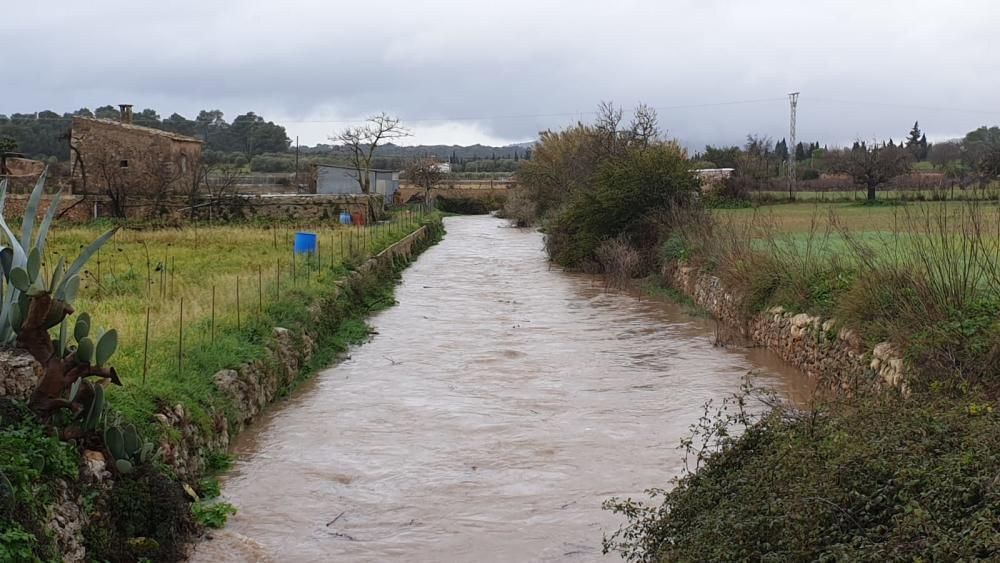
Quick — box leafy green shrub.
[659,234,688,263]
[196,478,221,499]
[546,143,698,267]
[191,501,236,529]
[703,175,754,208]
[0,525,36,563]
[604,392,1000,562]
[0,400,79,561]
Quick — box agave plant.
[0,171,121,415]
[0,171,115,344]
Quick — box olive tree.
[832,142,913,201]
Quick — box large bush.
[513,124,604,219]
[604,391,1000,562]
[545,143,698,267]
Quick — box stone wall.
[0,348,43,401]
[669,264,907,395]
[1,194,93,223]
[204,194,383,224]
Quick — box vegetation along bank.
[0,174,444,561]
[505,102,999,561]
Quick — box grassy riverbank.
[691,201,1000,389]
[1,212,444,561]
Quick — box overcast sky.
[5,0,1000,148]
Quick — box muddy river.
[190,215,809,562]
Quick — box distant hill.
[300,142,533,161]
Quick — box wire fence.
[47,205,433,385]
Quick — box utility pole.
[788,92,799,200]
[295,136,300,188]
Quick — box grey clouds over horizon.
[4,0,1000,148]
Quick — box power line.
[809,97,1000,116]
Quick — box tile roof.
[73,117,203,143]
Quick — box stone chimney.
[119,104,133,124]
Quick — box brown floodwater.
[190,215,810,562]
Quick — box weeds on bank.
[638,277,709,318]
[0,401,79,562]
[191,501,237,529]
[666,201,1000,394]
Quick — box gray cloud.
[4,0,999,146]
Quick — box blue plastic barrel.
[339,212,352,225]
[293,232,317,254]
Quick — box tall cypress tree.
[795,142,807,161]
[775,138,789,161]
[905,121,924,159]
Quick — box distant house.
[310,163,399,203]
[70,104,203,198]
[694,168,734,190]
[431,162,451,174]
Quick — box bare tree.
[332,113,410,193]
[196,163,245,221]
[832,142,913,201]
[593,101,661,157]
[627,103,660,148]
[404,157,444,209]
[88,140,133,218]
[595,101,625,157]
[142,154,185,218]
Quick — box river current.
[190,215,809,562]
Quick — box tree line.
[0,105,531,177]
[693,120,1000,202]
[0,106,290,161]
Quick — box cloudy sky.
[5,0,1000,148]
